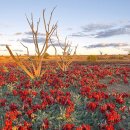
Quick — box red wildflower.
[41,100,48,109]
[22,103,29,110]
[31,90,37,97]
[115,96,124,104]
[87,102,98,111]
[26,109,33,118]
[80,86,91,96]
[76,124,91,130]
[25,97,32,105]
[32,104,41,112]
[119,106,127,112]
[100,104,107,113]
[105,124,114,130]
[5,119,12,126]
[100,103,115,113]
[12,89,18,96]
[24,121,32,128]
[65,104,75,118]
[42,118,49,129]
[124,75,128,84]
[92,91,104,101]
[0,75,6,86]
[9,103,18,111]
[0,98,7,107]
[18,121,32,130]
[62,123,75,130]
[106,110,121,124]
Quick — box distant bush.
[118,55,124,60]
[87,55,97,62]
[108,55,124,60]
[43,53,50,59]
[109,55,117,59]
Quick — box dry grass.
[0,55,130,63]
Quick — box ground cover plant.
[1,0,130,130]
[0,62,130,130]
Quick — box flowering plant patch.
[0,62,130,130]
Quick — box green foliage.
[0,63,130,129]
[43,53,50,59]
[87,55,97,62]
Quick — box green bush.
[43,53,50,59]
[87,55,97,62]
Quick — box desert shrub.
[43,53,50,59]
[109,55,117,59]
[87,55,97,62]
[118,55,124,60]
[109,55,124,60]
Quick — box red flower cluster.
[62,123,74,130]
[87,101,99,111]
[76,124,91,130]
[0,62,130,129]
[106,110,121,124]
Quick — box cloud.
[0,50,7,51]
[24,31,44,36]
[84,43,129,48]
[8,39,15,42]
[53,43,65,47]
[0,23,11,28]
[14,32,22,35]
[70,22,130,38]
[67,28,73,31]
[81,23,115,32]
[95,27,130,38]
[21,37,45,43]
[70,32,88,37]
[0,44,11,46]
[124,24,130,28]
[0,49,23,52]
[13,49,23,52]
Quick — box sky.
[0,0,130,55]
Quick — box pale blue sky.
[0,0,130,55]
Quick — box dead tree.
[6,8,57,79]
[53,30,78,72]
[99,50,103,55]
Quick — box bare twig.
[6,8,57,79]
[55,30,78,71]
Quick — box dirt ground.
[107,84,130,94]
[0,55,130,63]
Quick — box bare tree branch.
[6,8,57,79]
[55,30,78,71]
[20,42,29,56]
